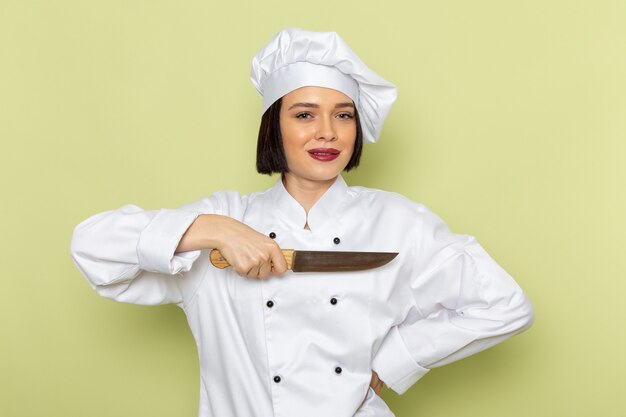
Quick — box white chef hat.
[250,28,397,144]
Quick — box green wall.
[1,1,624,416]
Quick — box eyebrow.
[287,102,355,110]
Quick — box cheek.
[281,121,306,145]
[280,126,303,165]
[281,130,297,153]
[342,126,357,152]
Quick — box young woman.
[71,28,534,417]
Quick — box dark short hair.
[256,97,363,175]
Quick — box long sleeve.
[372,206,534,395]
[70,196,219,306]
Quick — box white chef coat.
[70,174,534,417]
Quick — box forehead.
[281,86,353,106]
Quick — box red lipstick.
[307,148,340,162]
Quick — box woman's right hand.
[176,214,288,280]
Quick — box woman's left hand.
[370,370,384,396]
[359,371,385,409]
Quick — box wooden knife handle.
[210,248,295,270]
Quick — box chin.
[286,158,350,183]
[302,172,340,182]
[288,168,343,183]
[310,165,347,181]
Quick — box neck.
[282,173,337,214]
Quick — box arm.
[70,193,288,306]
[70,198,215,306]
[372,206,534,395]
[175,213,288,279]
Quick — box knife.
[209,249,398,272]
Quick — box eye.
[296,112,313,119]
[336,113,354,120]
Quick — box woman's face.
[279,86,357,184]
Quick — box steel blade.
[291,251,398,272]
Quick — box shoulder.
[345,184,459,242]
[346,184,430,219]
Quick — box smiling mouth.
[307,148,340,156]
[307,148,341,162]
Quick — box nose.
[315,115,337,142]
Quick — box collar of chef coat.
[268,174,350,231]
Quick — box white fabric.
[250,28,398,144]
[70,175,534,417]
[261,62,360,114]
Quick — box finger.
[375,379,384,395]
[375,381,383,394]
[369,371,377,385]
[232,259,250,277]
[246,264,261,279]
[258,259,272,280]
[269,246,288,275]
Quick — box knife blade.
[209,249,398,272]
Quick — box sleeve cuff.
[371,326,430,395]
[137,208,202,274]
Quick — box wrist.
[176,213,230,253]
[197,214,232,249]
